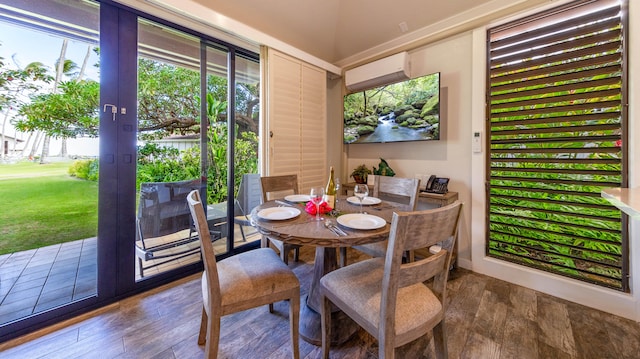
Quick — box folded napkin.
[305,201,332,215]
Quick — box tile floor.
[0,238,97,325]
[0,226,260,326]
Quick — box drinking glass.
[309,187,325,221]
[353,184,369,214]
[334,178,341,204]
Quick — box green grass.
[0,161,98,255]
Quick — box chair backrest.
[372,175,421,210]
[138,179,201,238]
[380,201,463,337]
[260,174,299,202]
[187,190,221,309]
[235,173,262,216]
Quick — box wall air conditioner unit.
[345,52,410,92]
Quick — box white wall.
[344,32,474,267]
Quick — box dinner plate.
[257,207,301,220]
[337,213,386,230]
[346,196,382,205]
[284,194,311,203]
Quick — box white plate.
[346,196,382,205]
[257,207,301,220]
[337,213,386,230]
[284,194,310,203]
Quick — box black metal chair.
[135,179,220,277]
[233,174,262,242]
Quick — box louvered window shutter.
[486,0,628,290]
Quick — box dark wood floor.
[2,246,640,359]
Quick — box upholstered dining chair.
[260,174,303,264]
[347,175,421,262]
[320,201,462,359]
[186,190,301,359]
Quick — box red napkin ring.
[305,201,332,215]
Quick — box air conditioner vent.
[345,52,410,92]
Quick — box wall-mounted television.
[343,72,440,144]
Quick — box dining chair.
[187,190,301,359]
[320,201,462,359]
[347,175,421,262]
[260,174,303,264]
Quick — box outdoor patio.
[0,238,97,325]
[0,226,260,326]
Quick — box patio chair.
[234,173,262,242]
[135,179,221,277]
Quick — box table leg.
[298,246,359,345]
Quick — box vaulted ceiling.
[188,0,551,65]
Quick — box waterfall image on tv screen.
[343,72,440,144]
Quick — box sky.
[1,21,101,156]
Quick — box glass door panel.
[0,0,99,325]
[204,45,231,255]
[233,55,261,248]
[135,19,203,280]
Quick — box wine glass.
[309,187,325,221]
[334,178,341,204]
[353,184,369,214]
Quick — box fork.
[324,221,340,236]
[327,220,348,236]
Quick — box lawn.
[0,161,98,255]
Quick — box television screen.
[343,72,440,144]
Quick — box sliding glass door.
[0,0,100,332]
[1,0,260,341]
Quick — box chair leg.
[138,258,145,278]
[339,247,347,267]
[281,246,290,265]
[289,293,301,359]
[198,307,208,345]
[293,247,300,262]
[239,225,247,242]
[433,320,448,359]
[205,311,221,359]
[321,295,331,359]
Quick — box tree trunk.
[29,131,42,159]
[19,132,33,158]
[1,105,12,159]
[59,138,68,158]
[39,135,50,164]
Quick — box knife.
[329,222,348,236]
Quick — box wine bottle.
[324,166,336,208]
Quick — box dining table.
[251,195,410,346]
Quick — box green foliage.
[135,127,258,204]
[373,158,395,176]
[486,36,625,289]
[0,50,53,112]
[16,80,100,137]
[68,159,99,181]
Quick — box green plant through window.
[486,0,627,290]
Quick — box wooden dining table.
[251,195,409,345]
